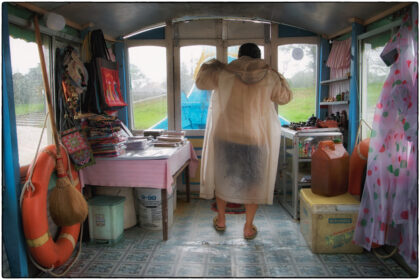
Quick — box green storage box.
[88,195,125,245]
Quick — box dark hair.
[238,43,261,59]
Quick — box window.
[277,44,317,123]
[360,31,391,139]
[128,46,167,130]
[180,45,216,130]
[227,45,265,62]
[9,36,50,166]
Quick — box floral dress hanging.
[353,10,418,272]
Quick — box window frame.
[176,40,219,136]
[125,20,321,135]
[9,31,54,167]
[125,39,167,133]
[273,35,320,117]
[8,20,86,167]
[357,20,401,139]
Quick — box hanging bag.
[81,29,126,114]
[61,126,95,170]
[95,57,127,111]
[56,46,95,170]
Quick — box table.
[79,142,198,240]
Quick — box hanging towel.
[326,38,351,69]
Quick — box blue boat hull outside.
[152,56,290,129]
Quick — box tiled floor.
[45,198,410,277]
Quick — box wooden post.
[161,189,168,241]
[185,165,190,203]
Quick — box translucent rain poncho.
[353,11,418,272]
[196,56,292,204]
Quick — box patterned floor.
[42,198,410,278]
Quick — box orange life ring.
[348,138,370,195]
[21,145,81,268]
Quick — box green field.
[130,84,383,129]
[132,88,317,129]
[277,83,384,123]
[278,87,316,122]
[367,82,383,106]
[133,97,167,130]
[14,103,44,115]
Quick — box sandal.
[244,225,257,240]
[213,216,226,232]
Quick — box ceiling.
[26,2,407,39]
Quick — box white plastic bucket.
[135,188,173,230]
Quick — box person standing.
[196,43,292,239]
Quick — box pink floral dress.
[353,10,418,272]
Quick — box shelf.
[281,127,341,136]
[320,101,349,106]
[320,76,350,85]
[279,129,343,220]
[285,171,311,185]
[286,149,312,161]
[286,149,293,156]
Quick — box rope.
[19,112,84,277]
[20,112,50,207]
[355,118,373,146]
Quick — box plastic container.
[135,187,174,230]
[88,195,125,244]
[94,187,137,229]
[311,140,349,196]
[299,188,362,253]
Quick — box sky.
[278,44,316,79]
[128,46,167,83]
[9,37,41,74]
[10,37,316,82]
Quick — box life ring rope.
[354,118,372,146]
[20,112,50,204]
[19,112,83,277]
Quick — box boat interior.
[2,1,418,278]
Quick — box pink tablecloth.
[79,142,198,195]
